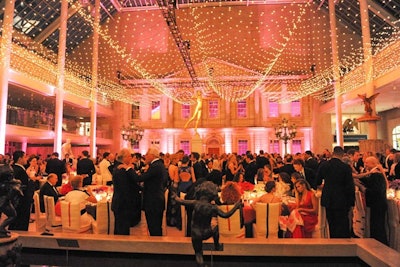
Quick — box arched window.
[392,125,400,150]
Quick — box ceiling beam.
[368,0,399,29]
[34,4,81,44]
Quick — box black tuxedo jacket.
[39,182,59,212]
[317,158,355,210]
[136,159,168,210]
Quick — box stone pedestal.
[191,132,203,153]
[0,233,20,266]
[359,139,385,154]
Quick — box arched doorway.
[206,137,222,156]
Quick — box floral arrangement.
[92,185,110,194]
[389,179,400,190]
[238,181,255,193]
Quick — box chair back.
[217,204,244,238]
[60,201,92,233]
[162,188,169,236]
[353,190,368,238]
[92,201,114,234]
[386,199,400,250]
[43,195,62,227]
[255,202,280,238]
[33,191,46,231]
[312,194,328,238]
[180,192,187,237]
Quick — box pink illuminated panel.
[182,104,190,119]
[291,100,301,117]
[238,140,248,155]
[208,100,218,118]
[180,140,190,155]
[237,100,247,118]
[292,140,302,154]
[269,100,279,118]
[151,101,160,120]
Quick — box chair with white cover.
[92,201,114,234]
[253,202,280,238]
[33,191,46,232]
[353,190,369,238]
[162,188,169,236]
[386,198,400,251]
[217,204,245,238]
[43,195,62,227]
[312,195,329,238]
[60,201,92,233]
[180,192,187,237]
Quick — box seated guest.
[64,175,97,225]
[205,159,223,187]
[292,179,318,238]
[276,172,293,197]
[220,181,242,204]
[233,171,254,194]
[39,173,60,213]
[251,181,282,208]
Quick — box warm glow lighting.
[7,0,400,106]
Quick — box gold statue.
[184,90,203,132]
[358,93,379,116]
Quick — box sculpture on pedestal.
[0,164,23,238]
[184,90,203,133]
[173,181,241,267]
[358,93,380,116]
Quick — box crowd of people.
[0,145,399,246]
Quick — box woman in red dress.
[292,179,318,238]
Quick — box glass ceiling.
[0,0,399,105]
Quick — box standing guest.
[316,146,355,238]
[77,150,96,186]
[292,179,318,238]
[357,156,388,245]
[303,150,318,172]
[99,152,113,186]
[273,154,295,176]
[9,151,35,231]
[225,154,241,182]
[178,155,196,194]
[26,155,43,191]
[135,147,168,236]
[63,153,74,173]
[244,154,258,184]
[112,148,142,234]
[167,154,181,229]
[46,152,67,187]
[39,173,60,212]
[61,138,74,159]
[205,159,223,187]
[191,152,207,181]
[293,158,317,190]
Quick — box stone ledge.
[15,231,400,267]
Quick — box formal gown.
[292,191,318,238]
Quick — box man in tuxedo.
[303,150,318,172]
[77,150,96,186]
[317,146,355,238]
[136,147,168,236]
[244,153,257,184]
[9,150,35,231]
[46,152,67,187]
[112,148,142,235]
[293,158,317,189]
[39,173,59,212]
[191,152,207,180]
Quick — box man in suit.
[136,147,168,236]
[293,158,317,189]
[304,150,318,172]
[317,146,355,238]
[45,152,67,187]
[191,152,207,180]
[111,148,142,235]
[244,153,258,184]
[273,154,295,176]
[77,150,96,186]
[9,150,35,231]
[39,173,59,212]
